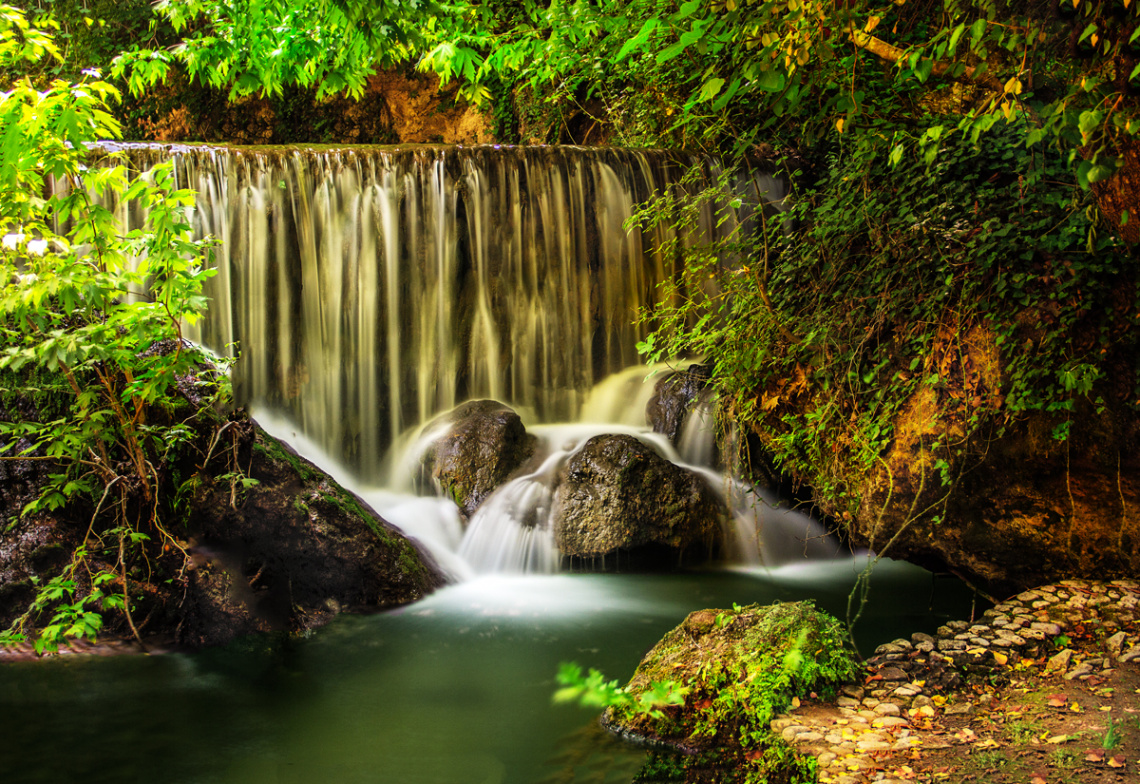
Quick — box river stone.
[181,421,444,648]
[645,364,712,445]
[551,434,725,561]
[421,400,537,520]
[603,601,857,775]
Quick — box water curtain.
[108,144,783,477]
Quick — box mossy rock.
[607,601,857,784]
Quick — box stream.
[0,144,979,783]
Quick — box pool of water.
[0,559,976,784]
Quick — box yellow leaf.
[836,118,845,134]
[1046,734,1071,744]
[1001,101,1013,121]
[791,696,801,708]
[865,15,881,33]
[1002,77,1022,95]
[992,651,1008,665]
[1069,702,1083,713]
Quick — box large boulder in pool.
[180,421,444,648]
[550,434,725,563]
[646,364,712,445]
[603,601,857,780]
[422,400,538,520]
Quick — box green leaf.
[755,68,785,93]
[614,18,658,62]
[696,77,725,103]
[947,23,966,56]
[970,19,987,46]
[656,40,688,64]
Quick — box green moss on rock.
[609,601,857,784]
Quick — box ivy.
[635,117,1139,519]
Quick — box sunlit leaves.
[114,0,446,100]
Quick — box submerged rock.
[421,400,538,520]
[180,421,444,648]
[550,434,725,564]
[605,601,857,781]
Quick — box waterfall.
[101,143,835,576]
[108,143,783,476]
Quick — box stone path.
[771,580,1140,784]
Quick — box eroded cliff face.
[788,323,1140,597]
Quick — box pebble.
[1046,648,1074,671]
[1105,631,1128,657]
[772,578,1140,784]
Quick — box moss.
[252,431,320,483]
[612,601,856,784]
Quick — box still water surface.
[0,561,974,784]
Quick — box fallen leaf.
[1069,702,1083,713]
[1046,735,1071,744]
[975,738,1001,749]
[791,696,800,709]
[992,651,1009,665]
[1085,749,1106,763]
[1030,776,1047,784]
[1046,694,1067,707]
[1107,755,1127,769]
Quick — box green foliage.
[1102,716,1123,751]
[575,602,854,784]
[635,117,1138,521]
[0,5,231,652]
[113,0,446,100]
[554,662,690,720]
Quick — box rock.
[181,422,444,648]
[1064,663,1095,680]
[645,364,712,445]
[603,601,857,766]
[1105,631,1128,658]
[875,666,909,682]
[944,702,974,715]
[421,400,537,520]
[551,434,725,561]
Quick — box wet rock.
[421,400,537,520]
[645,364,712,445]
[181,422,444,648]
[551,434,725,561]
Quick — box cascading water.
[106,143,832,575]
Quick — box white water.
[254,360,839,581]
